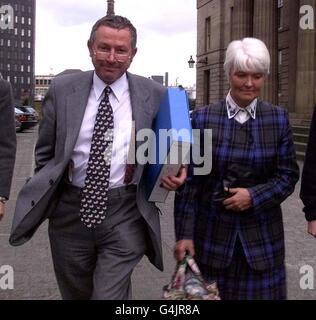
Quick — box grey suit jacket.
[10,71,166,270]
[0,80,16,199]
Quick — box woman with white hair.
[173,38,299,300]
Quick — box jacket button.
[49,179,54,185]
[31,201,35,207]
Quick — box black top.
[300,105,316,221]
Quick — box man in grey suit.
[0,79,16,221]
[10,15,186,299]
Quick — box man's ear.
[130,47,137,61]
[87,40,94,58]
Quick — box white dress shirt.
[226,91,257,124]
[71,72,134,189]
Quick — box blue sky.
[36,0,197,87]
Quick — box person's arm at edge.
[300,105,316,237]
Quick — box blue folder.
[146,88,193,202]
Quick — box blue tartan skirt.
[198,239,286,300]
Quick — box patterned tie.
[79,86,114,228]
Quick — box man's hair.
[224,38,271,79]
[89,15,137,49]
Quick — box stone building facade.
[0,0,36,104]
[196,0,316,117]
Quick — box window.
[28,18,32,25]
[21,17,25,24]
[21,65,24,72]
[28,42,31,49]
[203,70,211,105]
[205,17,211,52]
[14,28,18,35]
[278,0,284,30]
[21,29,25,36]
[21,41,24,48]
[7,39,11,47]
[278,49,283,98]
[28,30,31,37]
[7,64,11,71]
[278,50,283,66]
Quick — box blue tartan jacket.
[174,100,299,271]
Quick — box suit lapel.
[127,73,153,181]
[127,73,152,138]
[64,71,94,159]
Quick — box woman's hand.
[223,187,252,212]
[308,221,316,238]
[174,240,195,261]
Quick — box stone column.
[288,0,300,113]
[253,0,278,104]
[296,0,316,115]
[232,0,253,40]
[107,0,115,16]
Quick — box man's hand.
[174,240,195,261]
[160,166,187,191]
[308,220,316,238]
[223,187,252,212]
[0,202,5,221]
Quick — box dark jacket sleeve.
[0,80,17,199]
[300,105,316,221]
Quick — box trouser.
[48,183,147,300]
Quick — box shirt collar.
[93,72,129,102]
[226,91,257,120]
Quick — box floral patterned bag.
[163,255,220,300]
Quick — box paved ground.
[0,127,316,300]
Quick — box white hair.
[224,38,271,78]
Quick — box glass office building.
[0,0,36,104]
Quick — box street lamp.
[188,56,208,68]
[188,55,196,68]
